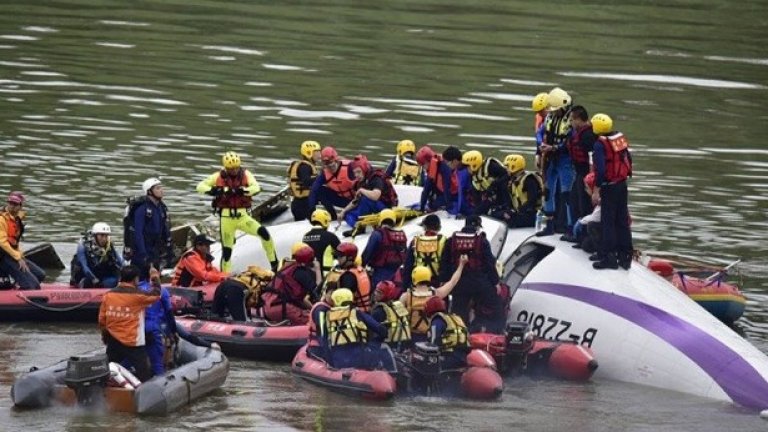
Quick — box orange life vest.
[323,160,356,200]
[426,156,458,195]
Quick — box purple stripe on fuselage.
[523,282,768,410]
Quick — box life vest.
[267,261,307,305]
[405,287,435,335]
[326,306,368,347]
[426,156,458,195]
[308,301,330,340]
[323,266,372,312]
[413,234,445,278]
[369,227,407,268]
[1,211,24,249]
[471,157,503,192]
[567,124,592,165]
[323,160,356,200]
[376,300,412,343]
[171,249,214,287]
[362,169,399,207]
[213,169,253,210]
[69,234,121,285]
[393,157,422,186]
[430,312,469,352]
[449,231,486,270]
[544,109,572,148]
[509,171,544,212]
[233,266,274,308]
[599,132,632,183]
[288,158,317,198]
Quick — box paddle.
[704,259,741,284]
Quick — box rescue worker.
[591,113,633,270]
[501,155,543,228]
[441,146,473,216]
[261,243,317,325]
[438,215,503,332]
[416,145,456,213]
[370,280,412,351]
[71,222,124,288]
[402,214,444,289]
[301,208,340,281]
[171,234,228,287]
[98,265,160,382]
[361,208,407,287]
[307,288,334,360]
[308,146,356,221]
[197,151,278,272]
[0,192,45,289]
[566,105,597,240]
[401,255,467,342]
[386,139,424,186]
[532,92,549,173]
[323,242,371,312]
[211,266,274,321]
[462,150,511,218]
[131,177,172,279]
[537,87,575,236]
[339,154,398,236]
[139,266,177,376]
[424,296,470,370]
[324,288,395,371]
[288,140,321,221]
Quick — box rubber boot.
[593,253,619,270]
[535,218,554,237]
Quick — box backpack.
[122,195,147,259]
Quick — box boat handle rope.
[16,293,96,312]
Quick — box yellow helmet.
[412,266,432,285]
[300,140,321,160]
[291,241,310,256]
[531,92,549,112]
[504,154,526,174]
[222,151,241,170]
[310,208,331,229]
[462,150,484,173]
[591,113,613,135]
[379,208,397,226]
[331,288,354,306]
[396,139,416,156]
[547,87,572,111]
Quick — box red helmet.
[7,191,24,205]
[351,154,371,175]
[375,280,399,302]
[416,146,435,166]
[334,242,358,259]
[424,296,446,316]
[584,172,596,189]
[321,146,338,162]
[293,245,315,265]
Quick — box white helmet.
[91,222,111,235]
[142,177,162,195]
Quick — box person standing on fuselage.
[288,140,321,221]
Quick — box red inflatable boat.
[291,345,397,400]
[175,317,308,361]
[0,284,107,321]
[470,325,598,381]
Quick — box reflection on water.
[1,0,768,430]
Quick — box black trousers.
[291,197,311,221]
[599,181,633,258]
[212,279,248,321]
[105,332,153,382]
[570,170,593,222]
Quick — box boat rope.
[15,293,98,312]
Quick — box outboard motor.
[406,342,442,394]
[64,353,110,406]
[503,321,534,374]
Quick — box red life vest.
[568,124,592,165]
[213,169,253,210]
[449,232,486,271]
[363,169,398,207]
[599,132,632,183]
[268,262,307,304]
[426,156,458,195]
[369,227,407,268]
[323,160,356,200]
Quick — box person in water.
[0,191,45,290]
[171,234,228,287]
[70,222,124,288]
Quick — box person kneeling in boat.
[326,288,396,372]
[371,281,412,352]
[70,222,124,288]
[402,256,467,342]
[0,192,45,290]
[171,234,228,287]
[361,208,407,288]
[98,265,160,382]
[261,243,318,325]
[323,242,371,312]
[385,139,423,186]
[211,266,274,321]
[338,155,398,237]
[424,295,470,370]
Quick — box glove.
[207,186,225,196]
[233,187,246,196]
